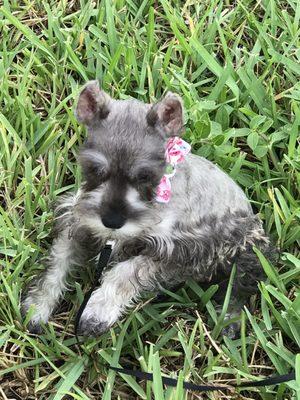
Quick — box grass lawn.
[0,0,299,399]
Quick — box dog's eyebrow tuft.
[78,149,109,167]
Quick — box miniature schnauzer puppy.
[21,81,270,338]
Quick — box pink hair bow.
[156,136,191,203]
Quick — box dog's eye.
[82,164,108,191]
[87,165,103,176]
[82,162,109,187]
[136,170,153,184]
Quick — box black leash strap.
[110,366,295,391]
[74,243,113,341]
[109,366,229,391]
[74,242,296,392]
[237,371,295,388]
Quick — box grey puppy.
[21,81,270,338]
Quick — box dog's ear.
[146,92,184,136]
[75,81,111,125]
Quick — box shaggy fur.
[21,81,270,337]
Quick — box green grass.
[0,0,299,399]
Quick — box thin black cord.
[74,244,113,349]
[109,366,295,391]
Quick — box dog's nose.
[101,213,126,229]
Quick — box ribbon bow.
[155,136,191,203]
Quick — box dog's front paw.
[77,316,110,337]
[77,298,121,337]
[26,320,43,334]
[21,293,50,334]
[21,305,44,334]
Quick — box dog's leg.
[78,256,157,336]
[216,245,268,339]
[21,230,75,332]
[21,227,101,332]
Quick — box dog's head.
[75,81,184,234]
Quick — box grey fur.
[21,82,270,337]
